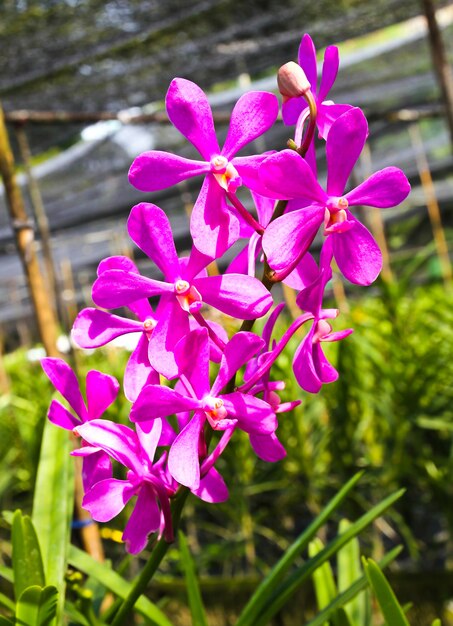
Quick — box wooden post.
[0,102,60,357]
[422,0,453,152]
[14,123,63,325]
[409,122,452,287]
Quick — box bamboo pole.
[0,102,60,357]
[422,0,453,153]
[409,122,452,287]
[14,123,63,324]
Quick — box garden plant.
[1,32,444,626]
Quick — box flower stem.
[227,191,265,235]
[109,487,190,626]
[298,89,317,158]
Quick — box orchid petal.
[332,215,382,285]
[92,270,173,309]
[250,432,286,462]
[298,33,318,92]
[221,392,277,435]
[312,342,339,384]
[283,252,319,291]
[127,203,180,281]
[282,97,307,126]
[222,91,279,160]
[195,273,273,320]
[82,478,136,522]
[175,328,210,398]
[130,385,199,422]
[82,450,112,492]
[345,167,411,208]
[135,419,162,466]
[262,205,324,273]
[318,45,339,102]
[166,78,219,160]
[97,255,139,276]
[72,308,143,349]
[233,153,281,198]
[168,410,205,489]
[124,334,159,403]
[41,358,88,420]
[190,176,240,259]
[326,108,368,196]
[260,150,326,202]
[76,420,143,474]
[48,399,81,430]
[194,467,229,503]
[317,102,352,139]
[128,150,209,192]
[123,484,162,554]
[212,332,265,395]
[86,370,119,420]
[148,297,190,379]
[293,329,322,393]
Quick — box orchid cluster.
[42,34,410,555]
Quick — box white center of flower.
[210,155,229,173]
[143,318,157,331]
[174,279,190,294]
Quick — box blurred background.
[1,1,453,624]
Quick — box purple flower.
[41,357,119,490]
[74,418,173,553]
[293,246,353,392]
[130,328,277,490]
[261,108,411,285]
[75,417,228,553]
[128,78,279,258]
[72,256,160,402]
[92,203,273,378]
[282,34,352,142]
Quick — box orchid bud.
[277,61,311,102]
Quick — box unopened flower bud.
[277,62,311,101]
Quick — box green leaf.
[431,620,441,626]
[337,519,370,625]
[0,617,14,626]
[12,510,45,600]
[178,531,208,626]
[235,471,364,626]
[68,545,174,626]
[31,419,74,623]
[308,538,338,625]
[252,488,405,626]
[305,546,402,626]
[0,591,15,613]
[363,558,410,626]
[15,585,58,626]
[0,564,13,583]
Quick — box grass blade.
[306,546,402,626]
[178,531,208,626]
[12,510,45,600]
[363,558,410,626]
[68,545,174,626]
[253,489,405,626]
[32,419,74,624]
[235,471,364,626]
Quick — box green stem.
[109,488,190,626]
